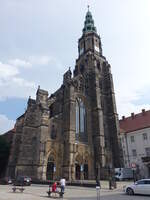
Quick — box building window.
[51,125,57,139]
[130,136,135,143]
[123,150,126,156]
[76,102,79,134]
[145,147,150,156]
[122,137,124,143]
[143,133,148,140]
[132,149,137,157]
[76,98,86,141]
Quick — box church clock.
[95,45,100,53]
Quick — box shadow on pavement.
[66,193,150,200]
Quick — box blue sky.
[0,0,150,134]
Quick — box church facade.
[7,9,121,181]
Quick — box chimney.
[131,113,134,119]
[122,116,125,120]
[142,109,145,115]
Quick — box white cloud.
[0,62,19,79]
[8,59,32,68]
[0,114,15,134]
[8,56,53,69]
[0,54,64,101]
[0,60,36,100]
[29,55,51,66]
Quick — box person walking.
[60,177,66,193]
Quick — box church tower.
[62,7,121,179]
[7,8,121,181]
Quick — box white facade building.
[120,109,150,179]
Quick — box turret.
[36,86,48,106]
[63,68,72,84]
[78,6,102,58]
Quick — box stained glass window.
[76,98,86,141]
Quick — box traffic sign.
[131,162,136,170]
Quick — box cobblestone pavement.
[0,184,149,200]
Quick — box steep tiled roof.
[119,109,150,133]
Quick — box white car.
[124,179,150,195]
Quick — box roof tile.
[119,110,150,133]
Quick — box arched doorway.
[75,164,81,180]
[75,154,82,180]
[46,155,55,180]
[84,164,88,179]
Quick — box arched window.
[48,155,54,163]
[51,125,57,139]
[76,98,87,141]
[47,155,55,180]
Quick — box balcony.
[141,156,150,163]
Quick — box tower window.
[80,65,84,73]
[97,62,100,70]
[49,104,54,117]
[51,125,57,139]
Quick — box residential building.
[120,109,150,178]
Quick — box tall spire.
[82,6,97,34]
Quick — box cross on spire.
[87,5,90,11]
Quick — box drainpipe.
[125,132,130,167]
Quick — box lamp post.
[80,164,84,185]
[53,164,56,180]
[96,184,100,200]
[94,161,101,199]
[41,141,46,180]
[108,166,112,190]
[96,171,100,200]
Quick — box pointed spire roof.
[82,6,97,34]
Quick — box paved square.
[0,184,149,200]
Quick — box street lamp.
[80,164,84,185]
[96,184,100,200]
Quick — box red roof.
[119,109,150,133]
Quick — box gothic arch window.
[51,125,57,139]
[48,155,55,163]
[47,155,55,180]
[32,137,37,162]
[76,98,87,141]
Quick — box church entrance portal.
[75,164,81,180]
[46,156,55,180]
[84,164,88,179]
[75,163,88,180]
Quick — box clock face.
[95,45,100,53]
[80,48,84,55]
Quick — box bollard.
[96,186,100,200]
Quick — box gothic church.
[7,9,121,181]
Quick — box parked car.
[0,177,12,185]
[124,179,150,195]
[14,176,32,186]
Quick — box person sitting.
[52,182,57,192]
